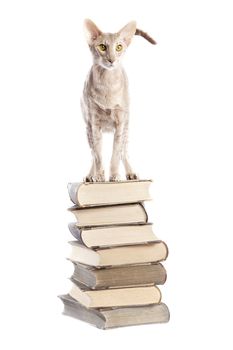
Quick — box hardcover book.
[68,240,168,267]
[61,179,170,328]
[69,203,148,227]
[59,294,170,329]
[71,261,167,289]
[69,280,162,308]
[68,223,157,248]
[68,180,152,207]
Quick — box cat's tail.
[135,28,157,45]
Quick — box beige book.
[69,280,161,308]
[68,223,156,248]
[59,294,170,329]
[69,203,147,227]
[68,180,152,207]
[68,240,168,267]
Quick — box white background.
[0,0,233,348]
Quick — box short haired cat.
[82,19,156,182]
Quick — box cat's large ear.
[84,19,102,45]
[118,21,137,46]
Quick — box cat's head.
[84,19,137,70]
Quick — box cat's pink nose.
[108,59,114,64]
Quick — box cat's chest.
[94,86,124,109]
[87,67,128,109]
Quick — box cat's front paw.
[126,173,138,180]
[109,174,121,182]
[95,174,105,182]
[84,174,105,182]
[84,175,95,183]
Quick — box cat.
[81,19,156,182]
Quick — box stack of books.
[59,180,170,329]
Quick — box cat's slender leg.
[109,115,126,181]
[109,123,124,182]
[91,123,105,182]
[121,119,138,180]
[84,122,105,182]
[84,123,96,182]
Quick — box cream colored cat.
[82,19,156,182]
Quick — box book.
[68,223,157,248]
[69,203,147,227]
[61,180,170,328]
[69,280,161,308]
[68,180,152,207]
[59,294,170,329]
[68,240,168,267]
[71,262,167,289]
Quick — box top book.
[68,180,152,207]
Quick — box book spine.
[68,223,83,243]
[67,183,81,205]
[138,202,148,223]
[58,295,106,329]
[160,240,169,261]
[72,263,97,288]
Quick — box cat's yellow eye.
[116,44,123,52]
[98,44,107,52]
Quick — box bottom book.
[59,294,170,329]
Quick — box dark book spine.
[72,263,97,288]
[59,295,106,329]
